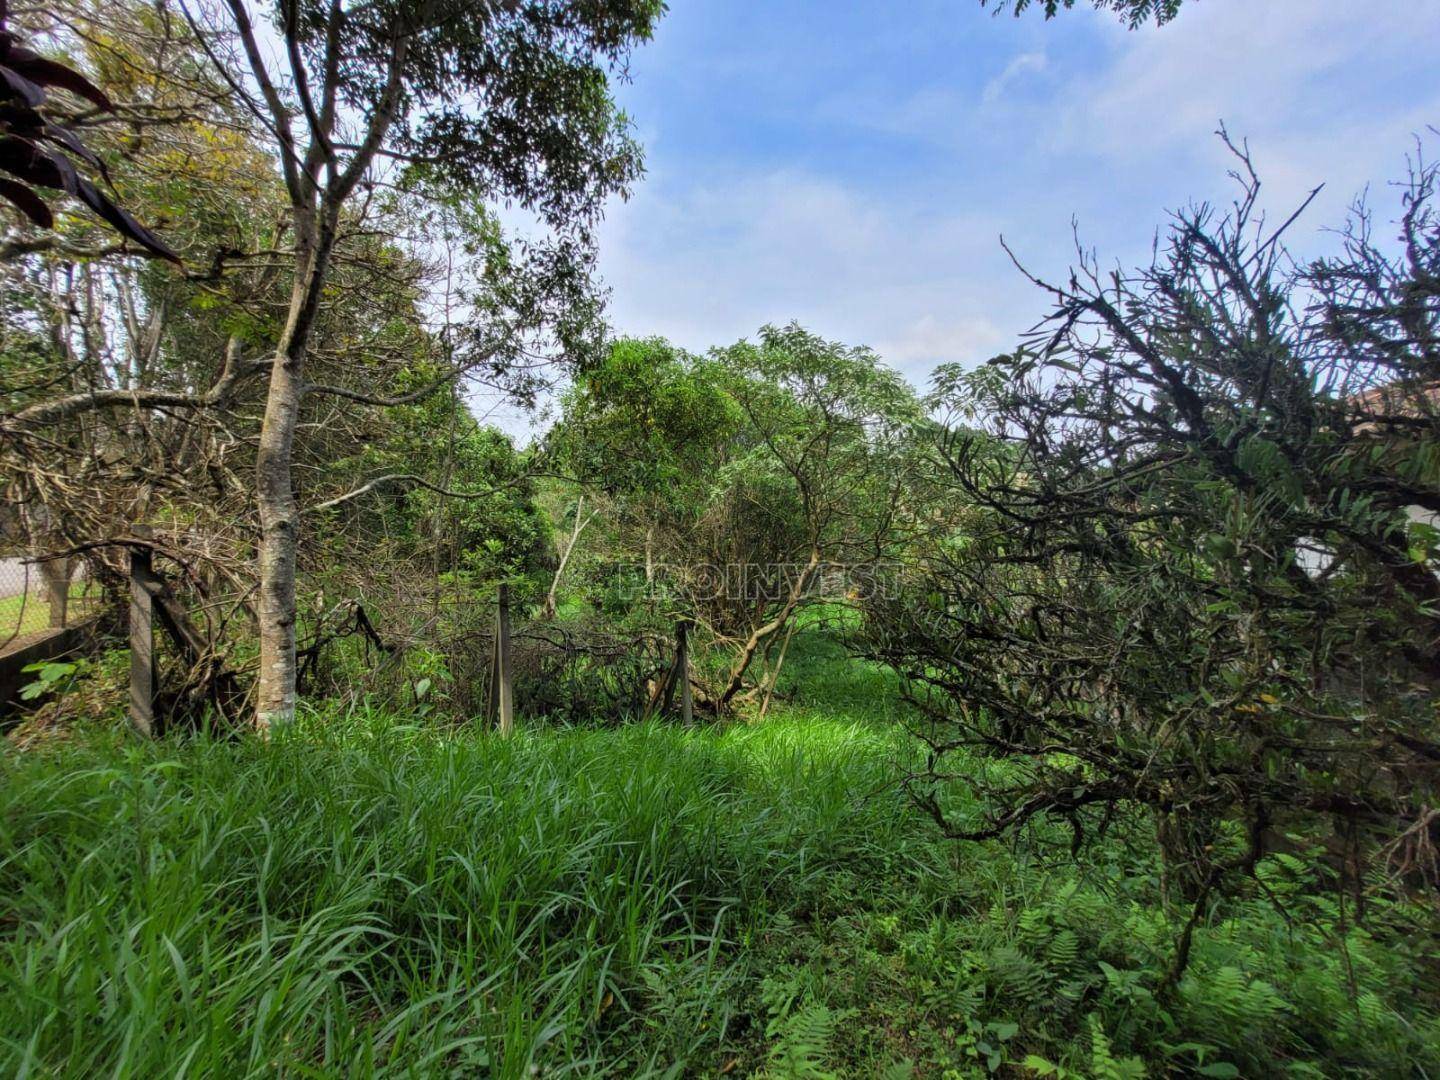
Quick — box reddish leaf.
[0,61,44,107]
[0,136,69,191]
[4,47,113,111]
[72,174,181,263]
[0,176,52,227]
[0,137,179,262]
[41,122,108,178]
[0,16,176,263]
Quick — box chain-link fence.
[0,556,101,650]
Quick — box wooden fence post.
[494,582,514,735]
[648,620,693,724]
[128,532,155,737]
[757,616,798,723]
[485,624,499,725]
[42,557,69,629]
[677,619,693,726]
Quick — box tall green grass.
[1,634,1436,1077]
[0,710,935,1077]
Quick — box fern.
[1089,1015,1148,1080]
[1356,990,1389,1031]
[757,966,853,1080]
[877,1060,916,1080]
[761,969,807,1029]
[983,944,1051,1001]
[1047,929,1080,972]
[760,1001,854,1080]
[1184,965,1287,1031]
[1016,905,1052,948]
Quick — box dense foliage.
[1,1,1436,1075]
[0,0,646,723]
[546,326,923,710]
[864,146,1440,975]
[3,630,1436,1077]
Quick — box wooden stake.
[643,661,669,721]
[677,619,693,726]
[757,615,798,722]
[659,648,679,717]
[128,535,155,737]
[484,625,499,725]
[495,582,514,735]
[42,557,69,629]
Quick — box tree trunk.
[255,227,333,731]
[718,550,818,707]
[544,495,595,620]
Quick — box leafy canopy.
[283,0,663,235]
[548,337,742,497]
[981,0,1185,27]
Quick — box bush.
[865,144,1440,973]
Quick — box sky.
[578,0,1439,382]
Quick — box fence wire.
[0,555,100,650]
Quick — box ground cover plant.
[2,628,1437,1078]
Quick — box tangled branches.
[865,141,1440,969]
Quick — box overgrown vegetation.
[3,630,1437,1078]
[0,1,1436,1075]
[863,144,1440,984]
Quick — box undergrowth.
[0,630,1436,1077]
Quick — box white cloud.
[504,0,1440,444]
[596,167,1025,387]
[874,313,1010,375]
[982,51,1047,105]
[1050,0,1440,224]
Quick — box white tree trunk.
[255,233,332,731]
[543,495,596,619]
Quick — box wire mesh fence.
[0,529,681,729]
[0,555,102,650]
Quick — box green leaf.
[1198,1065,1240,1078]
[1203,534,1237,560]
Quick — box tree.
[1,1,270,652]
[865,144,1440,977]
[1,0,607,727]
[546,336,741,595]
[546,328,922,712]
[551,337,739,499]
[175,0,662,728]
[713,325,922,705]
[980,0,1185,27]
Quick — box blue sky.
[584,0,1440,392]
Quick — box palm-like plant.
[0,0,177,260]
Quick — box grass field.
[0,581,102,643]
[0,631,1436,1077]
